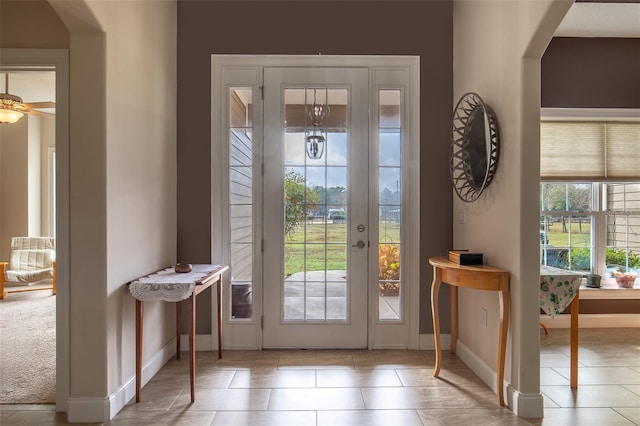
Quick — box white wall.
[452,0,572,418]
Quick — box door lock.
[352,240,366,249]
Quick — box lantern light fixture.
[305,88,330,160]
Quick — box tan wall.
[0,0,69,48]
[0,114,55,259]
[0,1,65,258]
[3,0,177,417]
[49,0,177,406]
[452,0,571,416]
[0,119,29,260]
[88,0,178,395]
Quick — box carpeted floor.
[0,289,56,404]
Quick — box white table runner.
[129,264,225,302]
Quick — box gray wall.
[542,37,640,108]
[176,0,455,334]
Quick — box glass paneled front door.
[262,67,369,348]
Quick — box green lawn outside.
[544,221,591,247]
[285,221,400,276]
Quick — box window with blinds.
[540,121,640,181]
[539,118,640,278]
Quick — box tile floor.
[0,328,638,425]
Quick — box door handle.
[352,240,366,249]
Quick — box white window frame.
[540,108,640,279]
[212,55,420,350]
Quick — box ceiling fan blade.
[22,101,56,109]
[27,109,55,118]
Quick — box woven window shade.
[541,121,640,181]
[607,123,640,179]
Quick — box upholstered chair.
[0,237,56,300]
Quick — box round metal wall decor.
[450,92,500,202]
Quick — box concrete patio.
[284,270,400,320]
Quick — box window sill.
[580,280,640,300]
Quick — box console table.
[128,264,229,402]
[429,256,510,406]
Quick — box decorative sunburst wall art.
[450,92,500,203]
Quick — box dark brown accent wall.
[177,1,454,334]
[541,37,640,108]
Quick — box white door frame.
[211,55,420,350]
[0,48,70,411]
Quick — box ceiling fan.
[0,73,55,124]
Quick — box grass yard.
[544,220,591,247]
[284,221,400,277]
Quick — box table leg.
[176,301,181,360]
[135,299,143,403]
[217,278,222,359]
[570,294,579,389]
[540,322,549,335]
[497,286,510,407]
[450,285,458,354]
[431,267,442,377]
[189,294,196,402]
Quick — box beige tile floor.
[1,328,638,425]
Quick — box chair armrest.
[52,259,57,295]
[1,262,6,300]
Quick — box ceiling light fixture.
[305,88,330,160]
[0,74,24,124]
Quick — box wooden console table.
[429,256,510,406]
[128,264,229,403]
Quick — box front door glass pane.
[283,87,348,322]
[229,87,254,320]
[378,90,401,321]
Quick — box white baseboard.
[506,385,544,419]
[454,339,500,397]
[109,336,177,421]
[68,335,196,422]
[66,396,110,424]
[455,341,546,417]
[540,313,640,328]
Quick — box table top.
[129,264,228,302]
[429,256,508,274]
[429,256,509,292]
